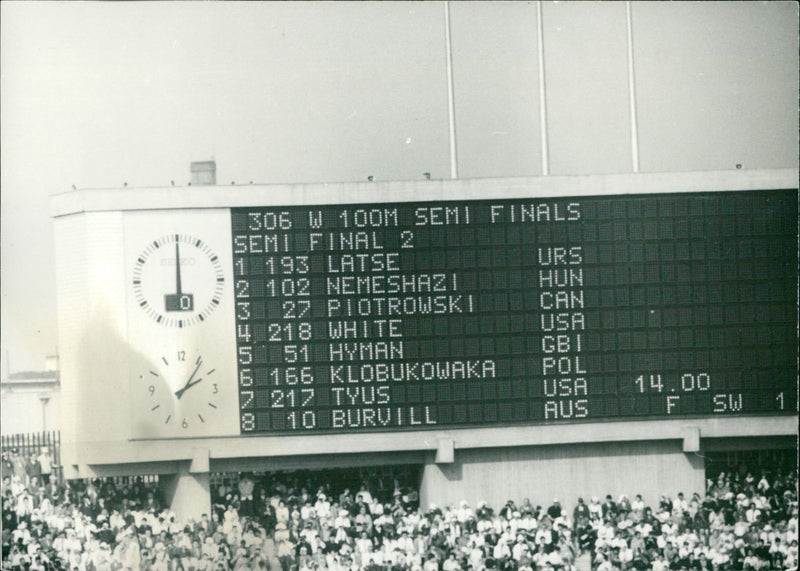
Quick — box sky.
[1,1,797,374]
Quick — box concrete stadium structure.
[51,169,797,519]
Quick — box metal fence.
[1,430,62,483]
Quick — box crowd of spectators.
[1,445,797,571]
[577,469,798,571]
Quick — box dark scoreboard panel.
[230,189,797,434]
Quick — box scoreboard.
[229,189,797,434]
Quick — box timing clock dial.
[140,350,220,430]
[132,234,224,327]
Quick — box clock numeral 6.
[182,418,188,429]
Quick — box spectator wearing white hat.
[313,493,331,520]
[588,497,603,520]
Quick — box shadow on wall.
[73,314,174,446]
[74,317,127,446]
[432,451,463,482]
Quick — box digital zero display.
[230,189,797,434]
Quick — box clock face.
[140,350,220,431]
[132,234,225,327]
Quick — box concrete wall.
[420,440,704,515]
[50,169,797,477]
[53,214,88,460]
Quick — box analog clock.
[140,350,220,430]
[132,234,225,327]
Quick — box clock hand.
[174,239,182,296]
[163,237,194,312]
[174,377,204,399]
[174,359,202,399]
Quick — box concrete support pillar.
[682,426,701,453]
[159,461,210,522]
[435,438,455,464]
